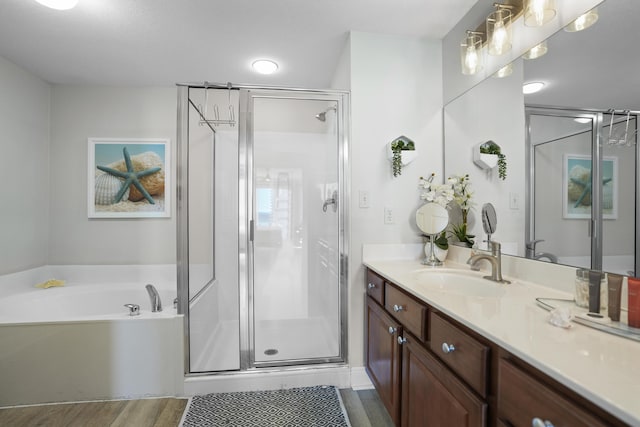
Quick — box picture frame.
[563,154,617,220]
[88,138,170,218]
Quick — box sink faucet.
[145,284,162,312]
[467,241,510,284]
[526,239,558,263]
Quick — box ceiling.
[0,0,478,87]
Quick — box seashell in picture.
[95,173,129,205]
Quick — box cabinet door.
[402,332,487,427]
[498,359,611,427]
[366,297,402,425]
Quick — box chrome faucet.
[467,241,510,284]
[526,239,558,263]
[145,284,162,312]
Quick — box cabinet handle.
[388,326,397,335]
[393,304,404,312]
[367,283,376,290]
[397,336,407,345]
[441,342,456,354]
[532,418,554,427]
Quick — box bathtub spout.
[145,284,162,312]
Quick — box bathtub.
[0,265,184,407]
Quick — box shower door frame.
[240,88,350,369]
[526,105,640,274]
[177,83,350,375]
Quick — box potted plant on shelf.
[389,136,416,177]
[479,141,507,180]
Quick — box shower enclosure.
[176,84,349,375]
[526,106,638,275]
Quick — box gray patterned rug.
[180,385,351,427]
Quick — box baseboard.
[349,367,374,390]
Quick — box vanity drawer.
[498,359,609,427]
[429,312,489,397]
[385,284,427,341]
[366,269,385,305]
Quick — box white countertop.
[364,256,640,425]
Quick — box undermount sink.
[411,268,508,298]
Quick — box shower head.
[315,105,336,121]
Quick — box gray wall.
[0,56,50,274]
[48,86,177,265]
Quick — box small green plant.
[391,138,415,177]
[433,231,449,250]
[450,223,475,248]
[480,141,507,180]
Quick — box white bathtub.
[0,265,184,407]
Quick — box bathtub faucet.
[145,284,162,312]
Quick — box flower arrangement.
[418,173,454,207]
[418,173,475,248]
[448,174,475,247]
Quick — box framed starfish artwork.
[563,154,617,220]
[88,138,171,218]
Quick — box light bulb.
[493,63,513,78]
[465,46,479,74]
[490,21,508,55]
[565,8,598,32]
[525,0,556,27]
[522,41,548,60]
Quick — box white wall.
[444,60,526,255]
[48,86,177,265]
[347,32,444,367]
[0,56,50,275]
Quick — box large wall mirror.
[444,0,639,276]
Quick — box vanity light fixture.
[522,81,545,94]
[493,63,513,78]
[564,8,599,32]
[522,41,548,60]
[487,3,514,56]
[34,0,78,10]
[251,59,279,75]
[460,31,484,75]
[524,0,556,27]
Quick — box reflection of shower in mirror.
[315,106,337,121]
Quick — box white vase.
[424,242,448,263]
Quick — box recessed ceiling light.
[35,0,79,10]
[574,117,591,124]
[522,82,545,94]
[252,59,279,75]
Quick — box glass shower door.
[529,111,595,269]
[247,92,343,366]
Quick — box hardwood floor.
[0,388,391,427]
[0,398,187,427]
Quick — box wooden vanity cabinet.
[365,295,402,425]
[364,268,630,427]
[402,331,487,427]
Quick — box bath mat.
[180,385,351,427]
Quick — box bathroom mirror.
[416,203,449,235]
[444,0,639,276]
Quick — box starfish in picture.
[570,168,612,208]
[97,147,161,204]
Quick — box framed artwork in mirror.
[88,138,171,218]
[563,154,617,220]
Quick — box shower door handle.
[249,219,254,242]
[322,190,338,213]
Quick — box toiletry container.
[575,269,607,309]
[628,277,640,328]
